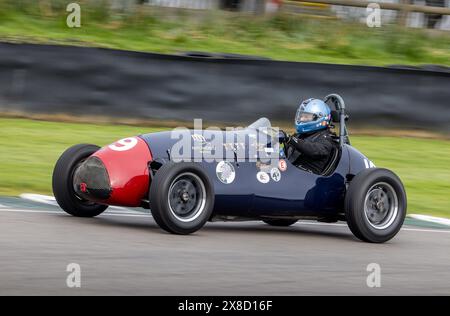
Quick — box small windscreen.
[247,117,271,130]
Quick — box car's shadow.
[72,214,357,242]
[205,223,355,241]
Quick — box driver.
[282,98,337,174]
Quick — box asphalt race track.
[0,196,449,295]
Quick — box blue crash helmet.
[295,98,331,134]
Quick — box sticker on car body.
[256,171,270,184]
[270,168,281,182]
[278,159,287,172]
[216,161,236,184]
[364,159,376,169]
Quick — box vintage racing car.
[52,94,407,243]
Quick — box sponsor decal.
[270,168,281,182]
[364,159,376,169]
[223,142,245,151]
[80,183,87,193]
[278,159,287,172]
[216,161,236,184]
[191,134,207,143]
[256,171,270,184]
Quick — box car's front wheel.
[345,168,406,243]
[52,144,108,217]
[149,162,214,234]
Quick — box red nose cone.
[91,136,152,207]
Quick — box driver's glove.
[278,130,288,143]
[287,135,301,148]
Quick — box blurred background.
[0,0,449,218]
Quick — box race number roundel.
[216,161,236,184]
[108,137,138,152]
[278,159,287,172]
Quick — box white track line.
[0,208,449,234]
[0,209,64,214]
[0,208,151,218]
[296,221,450,234]
[401,227,450,234]
[19,193,141,214]
[19,193,58,206]
[295,221,450,233]
[409,214,450,227]
[22,194,450,231]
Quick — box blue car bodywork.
[54,94,405,242]
[140,124,371,221]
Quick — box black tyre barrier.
[1,42,449,132]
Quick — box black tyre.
[345,168,406,243]
[263,219,298,227]
[52,144,108,217]
[149,162,214,235]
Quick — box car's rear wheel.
[263,219,298,227]
[52,144,108,217]
[149,162,214,234]
[345,168,406,243]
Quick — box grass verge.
[0,118,449,218]
[0,3,449,66]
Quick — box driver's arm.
[287,135,332,159]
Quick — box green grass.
[0,118,449,218]
[351,136,450,218]
[0,3,449,66]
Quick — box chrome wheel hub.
[364,182,398,230]
[168,172,206,222]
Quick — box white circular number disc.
[108,137,138,152]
